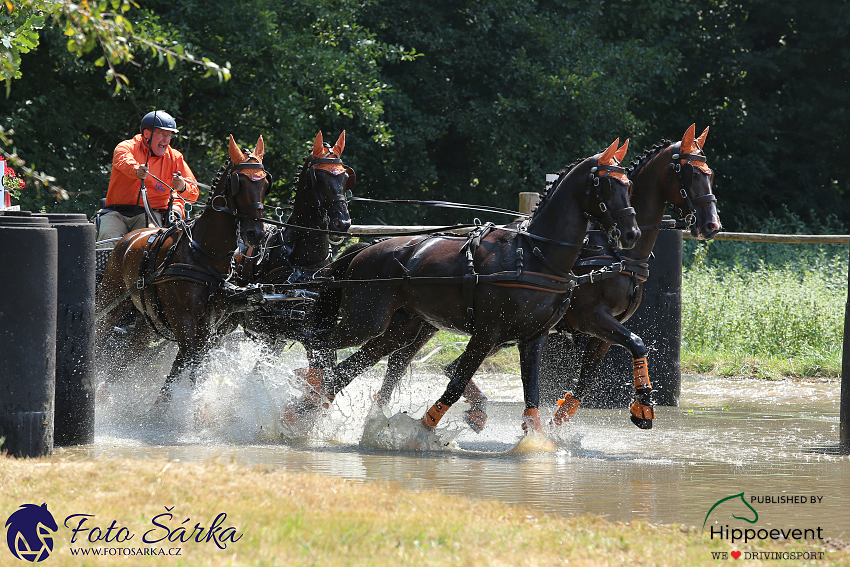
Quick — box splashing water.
[360,402,460,451]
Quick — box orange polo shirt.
[105,134,199,214]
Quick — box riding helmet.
[140,110,179,134]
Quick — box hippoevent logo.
[703,492,826,561]
[5,503,58,562]
[4,503,243,561]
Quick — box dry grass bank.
[1,456,846,566]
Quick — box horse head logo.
[703,492,759,529]
[5,503,58,562]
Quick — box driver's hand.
[136,164,149,180]
[172,172,186,193]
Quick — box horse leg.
[377,323,438,407]
[553,315,654,429]
[517,335,548,435]
[282,312,424,423]
[421,334,493,430]
[95,313,156,402]
[156,310,206,404]
[551,336,610,425]
[441,343,512,432]
[328,311,426,398]
[291,348,338,411]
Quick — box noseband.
[667,143,717,227]
[585,160,636,244]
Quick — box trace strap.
[348,196,525,218]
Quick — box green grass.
[3,457,847,566]
[681,260,845,378]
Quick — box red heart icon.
[731,551,741,559]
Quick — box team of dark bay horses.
[95,125,720,436]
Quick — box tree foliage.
[0,0,847,231]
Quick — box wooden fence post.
[519,192,541,215]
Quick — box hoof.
[629,401,655,430]
[550,393,580,426]
[463,405,488,433]
[630,415,653,430]
[520,408,543,435]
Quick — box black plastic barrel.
[0,211,57,457]
[35,213,96,446]
[540,229,683,408]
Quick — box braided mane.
[529,158,583,220]
[208,160,232,198]
[627,140,673,180]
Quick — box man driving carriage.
[96,110,199,247]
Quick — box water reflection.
[67,338,850,538]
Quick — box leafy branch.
[2,0,230,96]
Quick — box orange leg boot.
[296,367,334,410]
[520,408,543,435]
[462,381,488,433]
[421,400,451,430]
[281,367,335,426]
[629,357,655,429]
[551,393,581,426]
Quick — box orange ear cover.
[680,124,712,174]
[597,138,629,184]
[311,130,346,174]
[228,134,243,165]
[614,139,629,163]
[332,130,345,158]
[254,135,265,161]
[598,138,620,164]
[312,131,324,159]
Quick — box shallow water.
[65,335,850,539]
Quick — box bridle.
[210,151,271,224]
[585,157,637,246]
[667,141,716,228]
[302,144,353,245]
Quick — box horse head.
[224,134,271,247]
[583,138,641,249]
[294,131,353,238]
[667,124,721,240]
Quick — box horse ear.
[254,135,265,161]
[332,130,346,157]
[681,123,696,152]
[312,131,324,158]
[228,135,244,164]
[598,138,620,164]
[614,138,629,162]
[696,126,709,149]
